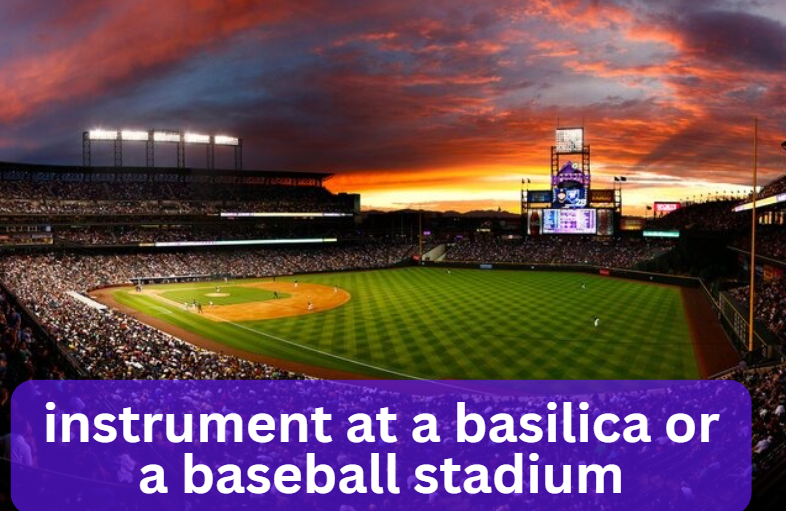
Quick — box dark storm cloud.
[1,0,785,211]
[676,10,786,70]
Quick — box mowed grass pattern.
[160,285,286,306]
[113,267,699,379]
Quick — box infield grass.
[159,285,287,306]
[112,267,700,380]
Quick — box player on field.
[307,299,313,311]
[197,303,203,314]
[333,285,338,293]
[294,280,299,288]
[593,315,600,328]
[209,301,213,308]
[581,282,586,290]
[184,302,188,311]
[273,291,279,299]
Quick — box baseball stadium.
[0,128,748,382]
[1,126,785,507]
[3,1,786,506]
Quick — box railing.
[718,292,782,361]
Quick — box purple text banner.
[12,380,751,511]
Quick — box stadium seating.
[646,199,749,231]
[0,180,355,215]
[445,236,674,268]
[0,244,415,380]
[730,281,786,349]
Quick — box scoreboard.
[541,209,597,234]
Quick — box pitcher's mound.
[206,282,351,322]
[206,293,230,297]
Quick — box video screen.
[551,187,587,209]
[527,190,551,203]
[542,208,597,234]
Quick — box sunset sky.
[1,0,785,214]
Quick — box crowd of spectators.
[725,365,786,479]
[0,181,355,215]
[445,236,673,268]
[646,199,748,232]
[0,243,415,380]
[757,175,786,200]
[730,280,786,347]
[55,224,347,246]
[733,228,786,263]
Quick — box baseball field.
[95,267,722,380]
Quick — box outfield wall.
[718,292,781,360]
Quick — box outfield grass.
[112,267,699,380]
[159,285,287,306]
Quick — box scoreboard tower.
[551,127,591,208]
[522,127,620,235]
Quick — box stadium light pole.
[614,176,627,214]
[748,118,758,353]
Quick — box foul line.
[220,320,497,394]
[223,319,426,380]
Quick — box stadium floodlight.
[153,131,182,143]
[121,130,150,141]
[214,135,239,146]
[184,133,211,144]
[88,129,118,141]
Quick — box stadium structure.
[2,127,786,508]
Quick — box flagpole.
[748,117,758,353]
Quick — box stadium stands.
[724,364,786,479]
[730,281,786,348]
[445,236,674,268]
[0,181,354,215]
[757,175,786,200]
[0,244,415,380]
[54,224,346,246]
[0,162,357,216]
[646,199,749,231]
[733,228,786,263]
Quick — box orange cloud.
[0,0,308,122]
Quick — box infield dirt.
[146,281,351,322]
